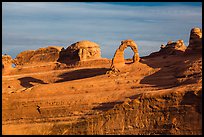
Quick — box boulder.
[149,39,187,57]
[14,46,63,66]
[58,40,101,63]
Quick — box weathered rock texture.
[2,28,202,135]
[2,55,14,75]
[110,39,140,72]
[14,46,63,66]
[175,56,202,85]
[185,27,202,54]
[58,40,101,63]
[49,87,202,135]
[149,40,187,57]
[2,55,13,69]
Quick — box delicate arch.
[111,39,140,69]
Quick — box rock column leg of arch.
[133,53,140,62]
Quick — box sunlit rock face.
[162,40,187,53]
[185,27,202,54]
[2,54,13,75]
[149,40,187,57]
[13,46,63,66]
[58,40,101,63]
[2,54,13,69]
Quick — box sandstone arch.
[110,39,140,71]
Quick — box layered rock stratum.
[149,39,187,57]
[14,46,63,66]
[2,28,202,135]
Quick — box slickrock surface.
[2,28,202,135]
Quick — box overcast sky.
[2,2,202,59]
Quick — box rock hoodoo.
[110,39,140,71]
[58,40,101,63]
[14,46,63,66]
[185,27,202,53]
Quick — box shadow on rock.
[92,101,123,111]
[18,77,48,88]
[180,90,202,114]
[55,68,110,83]
[128,93,143,100]
[139,56,181,88]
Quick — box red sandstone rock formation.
[2,54,13,75]
[2,28,202,135]
[14,46,63,66]
[149,40,187,57]
[58,40,101,63]
[185,27,202,54]
[175,57,202,85]
[2,55,13,68]
[2,54,13,69]
[110,39,140,72]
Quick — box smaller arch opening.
[124,46,134,64]
[12,63,16,68]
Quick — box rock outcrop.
[185,27,202,54]
[110,39,140,72]
[164,40,187,53]
[2,55,13,69]
[2,54,13,75]
[149,40,187,57]
[2,54,13,69]
[14,46,63,66]
[58,40,101,63]
[2,28,202,135]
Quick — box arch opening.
[12,63,16,68]
[124,46,134,64]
